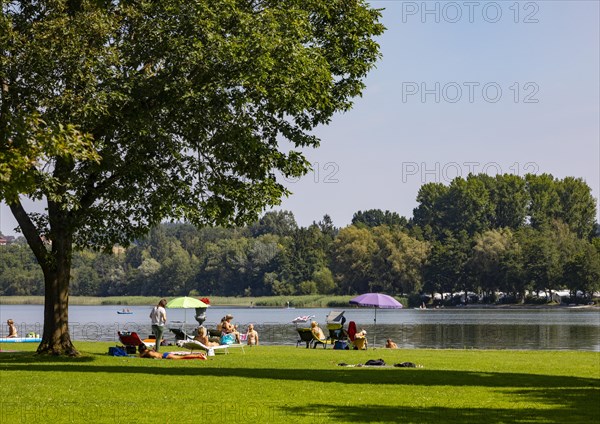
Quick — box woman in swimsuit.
[138,344,206,360]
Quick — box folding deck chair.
[118,331,157,353]
[296,328,315,348]
[347,321,367,350]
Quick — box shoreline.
[1,295,597,309]
[461,303,599,310]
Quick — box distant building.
[0,236,15,246]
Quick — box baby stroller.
[326,311,349,349]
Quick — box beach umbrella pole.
[374,308,377,348]
[349,293,403,349]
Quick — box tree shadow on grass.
[2,357,599,390]
[279,400,599,424]
[0,354,600,390]
[0,351,95,363]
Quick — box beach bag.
[394,362,417,368]
[364,359,386,366]
[334,340,349,350]
[108,346,128,357]
[220,333,236,345]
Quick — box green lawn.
[1,343,598,424]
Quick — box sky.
[1,0,599,235]
[274,0,600,227]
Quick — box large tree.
[0,0,384,355]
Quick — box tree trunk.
[9,199,79,356]
[38,202,79,356]
[37,267,78,356]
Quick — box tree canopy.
[0,0,384,355]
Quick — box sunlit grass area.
[1,342,598,423]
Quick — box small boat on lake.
[117,309,133,315]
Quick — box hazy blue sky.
[1,0,598,235]
[275,0,600,227]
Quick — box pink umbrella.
[349,293,403,347]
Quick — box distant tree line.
[1,174,599,304]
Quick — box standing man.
[150,299,167,352]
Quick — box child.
[6,319,18,338]
[246,324,259,346]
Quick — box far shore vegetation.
[0,295,359,307]
[2,175,599,311]
[3,295,598,309]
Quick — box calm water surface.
[1,304,598,351]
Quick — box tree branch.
[9,198,50,272]
[0,77,9,140]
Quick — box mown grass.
[0,295,382,308]
[0,342,598,424]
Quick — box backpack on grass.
[108,346,128,357]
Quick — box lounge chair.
[177,339,245,356]
[312,331,333,349]
[296,327,333,349]
[169,327,194,341]
[347,321,367,350]
[296,328,314,348]
[117,331,156,350]
[208,328,222,343]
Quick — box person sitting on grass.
[385,339,398,349]
[6,319,18,338]
[246,324,259,346]
[138,344,206,360]
[194,327,220,347]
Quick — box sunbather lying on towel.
[139,344,206,360]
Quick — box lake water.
[1,304,599,351]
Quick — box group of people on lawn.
[144,299,258,359]
[142,298,397,359]
[310,320,398,350]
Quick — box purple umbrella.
[350,293,403,347]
